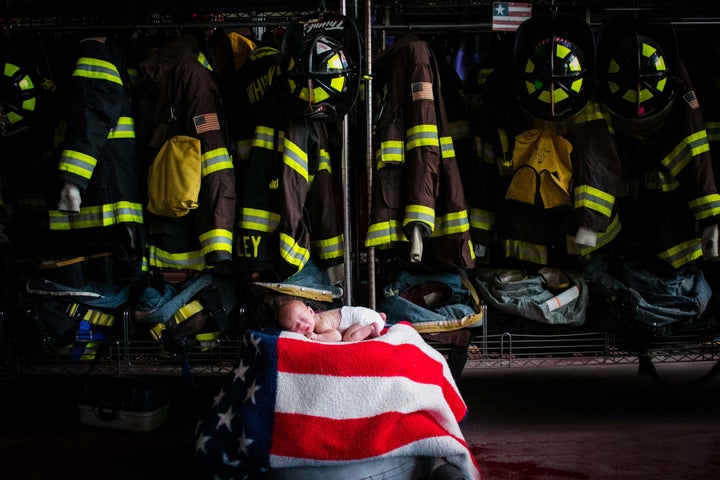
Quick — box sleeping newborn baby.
[277,299,386,342]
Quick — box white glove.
[409,224,424,263]
[57,182,81,214]
[574,226,598,248]
[702,224,719,259]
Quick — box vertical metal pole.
[339,0,354,306]
[365,0,376,309]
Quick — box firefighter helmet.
[599,33,674,120]
[519,35,590,121]
[282,14,361,121]
[0,61,40,136]
[513,13,595,122]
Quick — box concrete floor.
[457,362,720,480]
[1,361,719,479]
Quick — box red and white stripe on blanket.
[195,322,481,480]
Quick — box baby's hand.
[307,332,318,340]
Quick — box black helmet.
[597,16,678,130]
[520,35,589,121]
[1,61,41,136]
[514,13,595,122]
[282,13,361,121]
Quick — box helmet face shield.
[596,16,678,127]
[1,61,39,136]
[282,14,361,121]
[513,13,595,122]
[602,34,673,119]
[521,35,589,121]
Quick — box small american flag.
[683,90,700,110]
[193,112,220,134]
[411,81,434,101]
[492,2,532,32]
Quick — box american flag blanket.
[195,322,481,480]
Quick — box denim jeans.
[582,258,712,329]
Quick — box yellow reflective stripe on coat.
[252,125,276,150]
[283,137,309,181]
[174,300,204,325]
[439,136,456,158]
[567,214,622,256]
[199,228,233,255]
[658,238,702,268]
[432,210,470,237]
[279,232,309,269]
[706,121,720,142]
[49,201,143,229]
[377,140,404,168]
[661,130,710,177]
[403,204,435,231]
[406,124,439,150]
[505,238,547,265]
[574,185,614,218]
[365,220,404,247]
[317,149,332,173]
[313,233,344,260]
[240,207,280,232]
[73,57,123,85]
[197,52,213,71]
[58,149,97,180]
[148,245,205,271]
[689,193,720,221]
[106,116,135,139]
[469,207,495,232]
[201,147,233,176]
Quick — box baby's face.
[281,302,316,336]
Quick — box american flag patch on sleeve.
[683,91,700,110]
[193,113,220,134]
[411,82,434,101]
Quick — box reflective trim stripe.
[377,140,404,167]
[313,234,344,260]
[406,124,439,150]
[67,303,115,327]
[567,214,622,256]
[240,207,280,233]
[365,220,404,247]
[49,201,143,230]
[283,137,309,181]
[252,126,276,150]
[469,208,495,231]
[403,204,435,231]
[317,149,332,173]
[148,245,205,271]
[689,193,720,221]
[574,185,614,218]
[661,130,710,177]
[439,136,456,158]
[279,232,309,269]
[432,209,470,237]
[107,116,135,139]
[201,147,233,176]
[73,57,122,85]
[236,139,252,161]
[197,52,213,71]
[58,149,97,180]
[505,238,547,265]
[707,121,720,142]
[199,228,233,255]
[658,238,702,269]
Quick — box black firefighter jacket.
[136,34,236,272]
